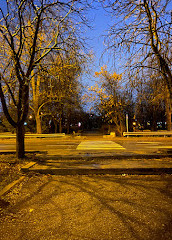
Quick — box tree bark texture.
[165,92,171,131]
[36,113,42,134]
[143,0,172,99]
[59,117,62,133]
[16,124,25,159]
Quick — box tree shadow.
[1,174,172,240]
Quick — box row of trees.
[89,65,170,136]
[88,0,171,135]
[1,51,84,133]
[30,51,83,134]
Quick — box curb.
[21,154,172,176]
[21,161,37,171]
[44,153,172,160]
[21,167,172,175]
[0,176,25,197]
[0,150,47,155]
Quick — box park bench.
[123,131,172,137]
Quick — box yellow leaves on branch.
[94,65,122,83]
[86,66,124,116]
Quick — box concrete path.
[1,137,172,175]
[19,139,172,175]
[22,152,172,175]
[77,141,125,150]
[22,159,172,175]
[1,137,172,155]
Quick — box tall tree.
[90,66,133,136]
[134,64,171,130]
[47,52,83,134]
[30,51,83,134]
[135,72,166,131]
[104,0,172,99]
[0,0,90,158]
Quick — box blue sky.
[82,4,115,87]
[80,3,120,113]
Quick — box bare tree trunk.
[166,110,171,131]
[59,109,63,133]
[143,0,172,99]
[67,110,71,134]
[54,122,58,133]
[16,124,25,158]
[115,123,122,136]
[165,101,171,131]
[165,89,171,131]
[67,122,70,134]
[151,106,157,131]
[59,117,62,133]
[151,120,157,131]
[108,125,111,134]
[36,113,42,134]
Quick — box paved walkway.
[21,140,172,175]
[76,141,125,150]
[1,137,172,175]
[22,157,172,175]
[1,174,172,240]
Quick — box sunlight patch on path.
[77,141,125,150]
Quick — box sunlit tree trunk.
[36,112,42,134]
[31,68,43,134]
[166,108,171,131]
[165,89,171,131]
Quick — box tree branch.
[0,75,16,127]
